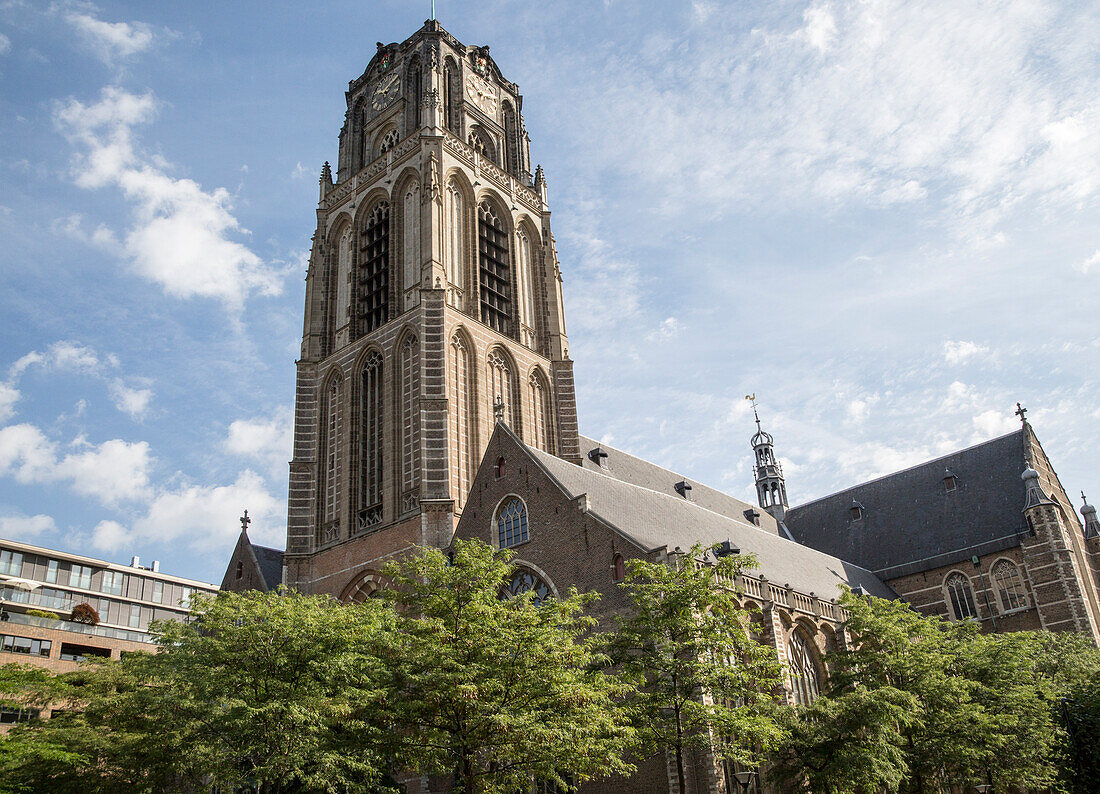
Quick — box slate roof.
[250,542,284,590]
[577,435,784,537]
[525,441,895,601]
[784,430,1030,579]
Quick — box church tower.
[285,21,580,597]
[749,400,788,524]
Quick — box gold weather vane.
[745,394,761,429]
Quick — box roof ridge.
[788,429,1024,513]
[576,434,740,498]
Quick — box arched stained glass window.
[945,572,978,621]
[502,568,551,605]
[992,560,1027,612]
[787,629,821,706]
[320,376,342,544]
[445,181,465,307]
[497,497,528,548]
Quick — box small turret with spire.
[1081,493,1100,540]
[319,161,333,201]
[747,395,788,524]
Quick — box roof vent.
[714,540,740,557]
[850,499,865,521]
[944,468,958,492]
[743,508,761,526]
[587,447,609,467]
[674,481,692,498]
[130,555,140,568]
[151,560,160,573]
[851,585,867,597]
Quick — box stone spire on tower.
[747,395,788,524]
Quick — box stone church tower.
[284,21,580,598]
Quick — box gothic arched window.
[992,560,1027,612]
[787,628,821,706]
[478,202,511,335]
[528,369,552,453]
[503,567,551,604]
[443,61,456,131]
[358,351,384,531]
[488,350,514,429]
[378,128,400,157]
[408,62,422,129]
[515,228,536,346]
[358,203,389,335]
[503,102,519,175]
[612,553,626,583]
[497,497,529,549]
[449,332,475,508]
[945,571,978,621]
[402,184,421,309]
[321,376,342,544]
[335,226,353,333]
[445,180,466,308]
[400,335,420,512]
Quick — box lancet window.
[515,228,536,346]
[529,370,551,453]
[400,335,420,510]
[787,628,821,706]
[358,351,384,531]
[945,572,978,621]
[449,333,475,508]
[992,559,1027,612]
[497,497,529,549]
[478,202,511,335]
[403,184,421,308]
[445,180,465,307]
[488,350,514,429]
[320,376,342,544]
[358,203,389,335]
[335,226,353,333]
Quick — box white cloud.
[290,162,310,180]
[1076,249,1100,274]
[0,423,152,506]
[971,409,1018,439]
[0,32,11,56]
[90,519,131,552]
[55,86,285,308]
[0,513,56,539]
[798,3,837,53]
[0,382,20,422]
[65,11,156,65]
[225,408,294,478]
[9,340,113,378]
[109,381,153,420]
[943,340,989,365]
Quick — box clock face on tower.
[464,73,497,115]
[372,72,400,111]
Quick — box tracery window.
[321,377,342,543]
[378,129,400,157]
[478,201,511,335]
[487,350,514,428]
[358,203,389,334]
[787,628,821,706]
[445,180,465,307]
[400,335,420,510]
[503,103,519,175]
[335,226,352,331]
[945,572,978,621]
[502,567,551,605]
[992,560,1028,612]
[443,62,456,131]
[358,351,384,531]
[403,184,421,309]
[529,370,551,452]
[497,497,528,549]
[449,333,475,508]
[515,228,536,345]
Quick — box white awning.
[0,575,43,591]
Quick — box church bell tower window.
[359,351,384,531]
[478,202,511,336]
[359,204,390,335]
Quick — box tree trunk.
[675,714,687,794]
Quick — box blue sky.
[0,0,1097,585]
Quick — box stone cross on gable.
[1015,402,1028,423]
[493,396,505,424]
[240,510,251,533]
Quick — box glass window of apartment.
[101,570,124,596]
[45,559,59,584]
[128,604,141,629]
[1,634,51,657]
[180,586,192,608]
[0,550,23,576]
[150,580,163,604]
[70,564,93,590]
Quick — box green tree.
[0,589,395,793]
[378,539,636,794]
[607,545,785,794]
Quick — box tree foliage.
[772,589,1100,794]
[607,545,785,794]
[378,539,636,794]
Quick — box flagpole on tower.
[431,0,436,20]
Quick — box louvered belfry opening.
[359,203,389,335]
[478,201,512,336]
